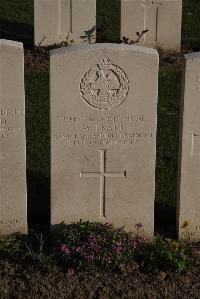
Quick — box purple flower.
[112,241,123,254]
[76,246,82,253]
[104,222,113,229]
[76,245,86,256]
[88,234,102,253]
[130,240,137,250]
[135,223,143,229]
[84,254,95,263]
[89,234,102,242]
[61,244,70,255]
[141,235,148,242]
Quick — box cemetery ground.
[1,0,200,298]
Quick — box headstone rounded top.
[0,39,23,49]
[184,52,200,61]
[50,43,158,57]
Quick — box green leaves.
[138,235,191,273]
[58,221,146,271]
[0,224,191,274]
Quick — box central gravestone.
[51,44,158,236]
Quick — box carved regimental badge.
[80,58,129,110]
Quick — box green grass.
[0,0,34,48]
[25,72,50,176]
[155,70,181,233]
[97,0,120,42]
[156,71,181,205]
[25,72,50,228]
[0,0,198,233]
[182,0,200,49]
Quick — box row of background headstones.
[1,0,200,51]
[0,0,184,49]
[34,0,182,51]
[0,0,198,239]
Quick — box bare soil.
[0,244,199,298]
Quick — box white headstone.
[0,40,27,235]
[178,52,200,241]
[51,44,158,237]
[34,0,96,46]
[121,0,182,51]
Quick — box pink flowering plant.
[57,220,148,271]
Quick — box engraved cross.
[58,0,73,34]
[141,0,163,45]
[80,149,126,218]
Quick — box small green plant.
[25,233,50,270]
[37,32,75,52]
[137,235,191,273]
[57,220,148,271]
[120,30,149,45]
[57,221,191,273]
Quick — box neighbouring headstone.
[34,0,96,46]
[178,52,200,241]
[121,0,182,51]
[0,40,27,235]
[51,44,158,237]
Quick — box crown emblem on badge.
[98,58,112,70]
[80,58,129,110]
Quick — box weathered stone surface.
[0,40,27,235]
[34,0,96,46]
[121,0,182,51]
[51,44,158,237]
[178,52,200,241]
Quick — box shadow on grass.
[155,70,182,237]
[96,0,120,43]
[25,71,50,233]
[155,202,176,238]
[27,170,50,233]
[182,0,200,50]
[0,19,34,49]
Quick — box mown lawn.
[0,0,198,233]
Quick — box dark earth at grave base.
[0,244,199,298]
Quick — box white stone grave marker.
[34,0,96,46]
[121,0,182,51]
[51,44,158,237]
[178,52,200,240]
[0,40,27,235]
